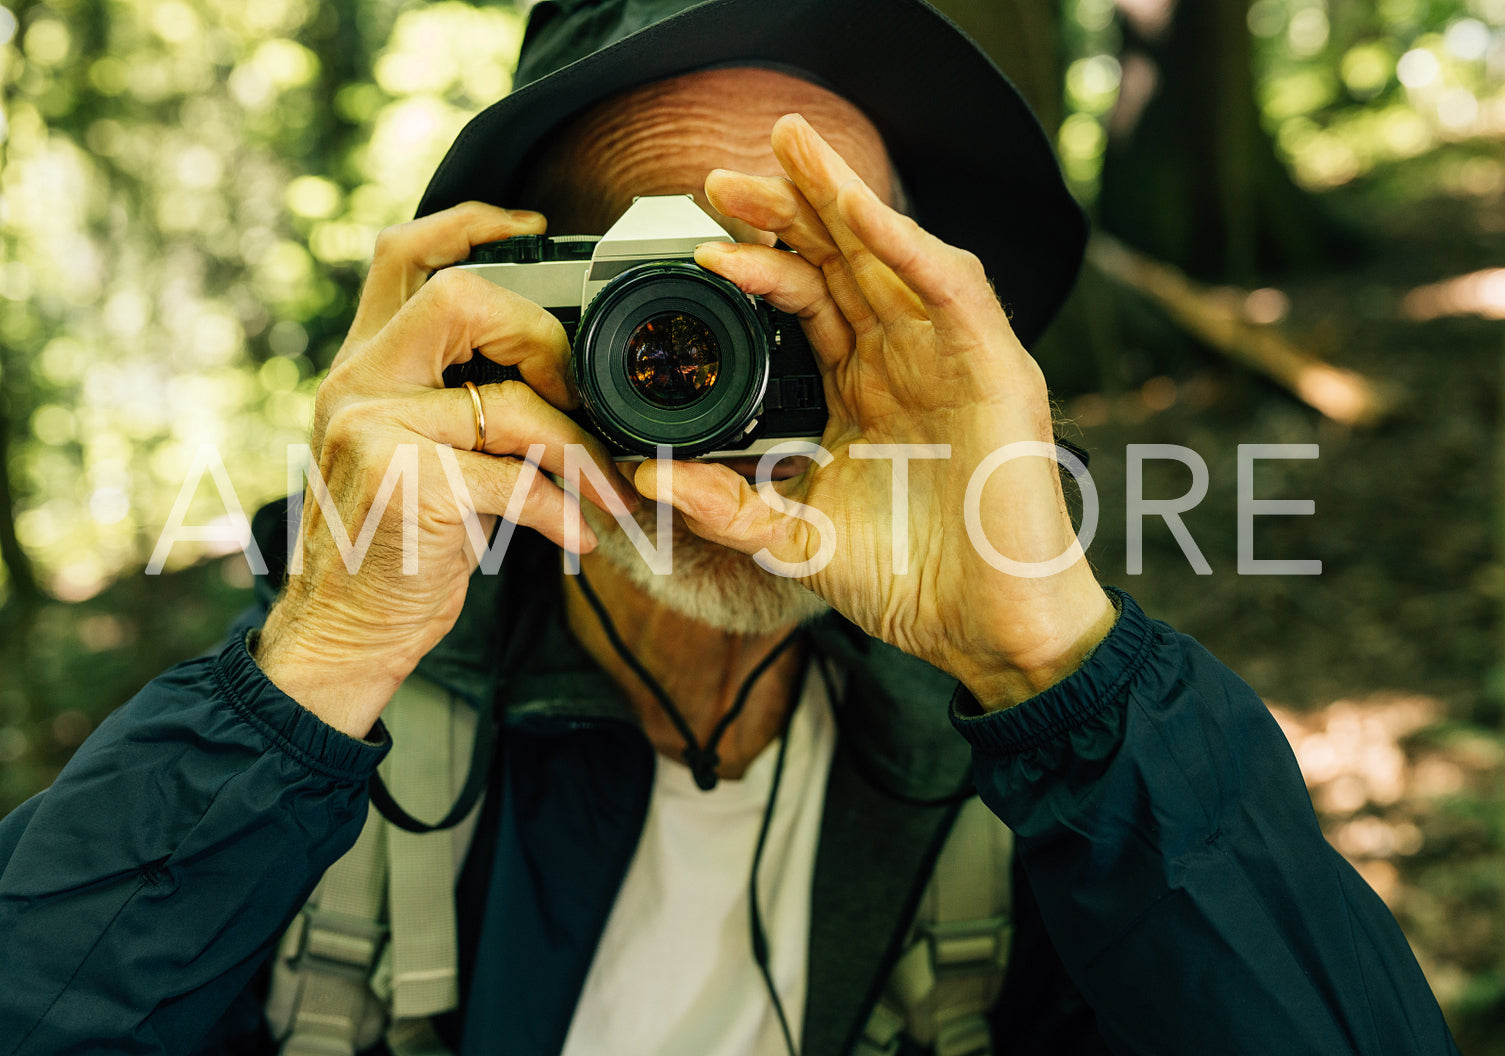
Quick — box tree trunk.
[0,347,43,609]
[1097,0,1347,282]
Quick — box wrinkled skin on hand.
[256,204,637,737]
[634,115,1116,708]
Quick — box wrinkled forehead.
[518,66,897,239]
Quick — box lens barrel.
[574,261,769,457]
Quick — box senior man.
[0,1,1461,1054]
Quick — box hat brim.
[415,0,1086,348]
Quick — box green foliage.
[1056,0,1505,199]
[0,0,524,603]
[1252,0,1505,189]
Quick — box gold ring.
[463,380,486,451]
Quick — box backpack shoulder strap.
[380,675,471,1019]
[266,674,479,1056]
[265,805,389,1056]
[856,796,1015,1056]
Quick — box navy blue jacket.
[0,520,1460,1055]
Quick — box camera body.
[443,195,826,460]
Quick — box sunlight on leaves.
[0,0,526,597]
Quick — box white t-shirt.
[559,666,838,1056]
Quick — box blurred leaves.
[1058,0,1505,198]
[0,0,524,605]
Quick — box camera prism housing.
[443,195,826,460]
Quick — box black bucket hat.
[415,0,1086,347]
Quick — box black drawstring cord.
[749,682,802,1056]
[572,567,802,791]
[572,565,804,1054]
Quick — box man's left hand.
[632,114,1115,710]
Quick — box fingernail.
[694,241,735,261]
[610,464,641,511]
[571,518,599,551]
[774,112,806,137]
[509,209,545,222]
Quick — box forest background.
[2,0,1504,1047]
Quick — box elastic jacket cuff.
[949,587,1154,756]
[214,631,391,780]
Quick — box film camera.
[443,195,826,459]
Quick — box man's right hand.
[253,202,637,738]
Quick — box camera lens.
[625,312,721,408]
[574,261,770,457]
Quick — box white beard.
[579,499,830,636]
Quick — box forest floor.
[1059,139,1505,1051]
[1,142,1503,1048]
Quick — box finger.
[400,383,640,517]
[342,202,547,355]
[704,170,838,265]
[837,178,1008,342]
[633,459,800,566]
[360,268,573,406]
[445,447,598,553]
[771,115,920,327]
[703,168,882,343]
[692,242,853,369]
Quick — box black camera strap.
[367,707,498,834]
[575,564,804,1055]
[573,566,803,792]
